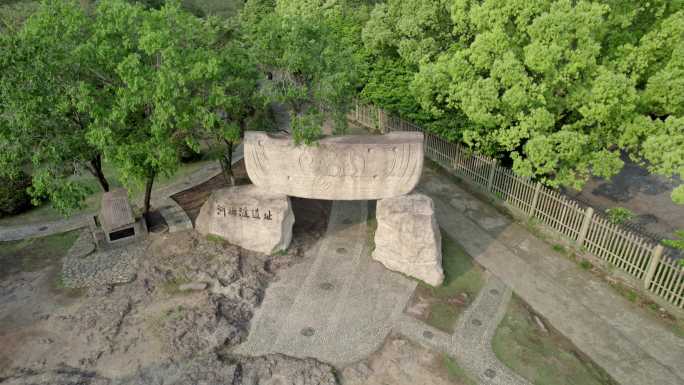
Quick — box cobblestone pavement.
[419,168,684,385]
[234,201,417,367]
[61,230,141,288]
[0,145,244,241]
[396,275,530,385]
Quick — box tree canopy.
[361,0,684,202]
[0,0,108,215]
[0,0,262,215]
[240,0,368,143]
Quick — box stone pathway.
[419,168,684,385]
[0,145,244,241]
[395,275,530,385]
[156,198,193,234]
[234,201,417,366]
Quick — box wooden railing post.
[377,108,385,133]
[643,244,664,290]
[529,182,542,218]
[487,159,497,193]
[576,206,594,248]
[355,101,359,122]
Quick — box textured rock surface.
[0,230,316,380]
[372,194,444,286]
[195,185,294,254]
[245,131,424,200]
[0,354,338,385]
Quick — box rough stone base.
[372,194,444,286]
[195,185,294,254]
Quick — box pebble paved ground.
[395,276,530,385]
[234,201,417,366]
[419,167,684,385]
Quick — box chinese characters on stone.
[216,205,273,220]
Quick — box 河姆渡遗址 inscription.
[216,205,273,220]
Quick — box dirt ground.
[342,334,474,385]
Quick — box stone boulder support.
[372,194,444,286]
[196,185,294,254]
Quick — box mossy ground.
[0,231,79,281]
[492,295,618,385]
[412,233,485,333]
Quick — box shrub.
[0,171,33,217]
[179,142,203,163]
[605,207,635,225]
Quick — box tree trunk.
[88,154,110,192]
[143,172,155,217]
[221,140,235,186]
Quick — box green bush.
[605,207,635,225]
[0,171,33,217]
[178,142,203,163]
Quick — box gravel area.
[61,231,140,288]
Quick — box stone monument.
[199,129,443,285]
[95,188,146,245]
[244,131,424,200]
[372,193,444,286]
[196,185,294,254]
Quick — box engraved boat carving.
[244,131,424,200]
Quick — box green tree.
[0,0,111,216]
[82,0,256,215]
[405,0,684,198]
[241,0,365,143]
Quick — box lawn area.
[492,295,618,385]
[0,158,217,226]
[0,230,79,281]
[440,354,477,385]
[409,232,485,333]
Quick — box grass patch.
[367,201,377,253]
[160,276,193,296]
[0,231,79,281]
[441,354,477,385]
[552,243,566,253]
[206,234,226,244]
[411,232,485,333]
[492,295,618,385]
[579,259,593,270]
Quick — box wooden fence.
[349,103,684,311]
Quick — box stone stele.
[195,185,294,254]
[372,193,444,286]
[244,131,424,200]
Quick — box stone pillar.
[372,194,444,286]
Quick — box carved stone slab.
[195,185,294,254]
[244,131,424,200]
[372,193,444,286]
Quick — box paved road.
[235,201,417,366]
[419,167,684,385]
